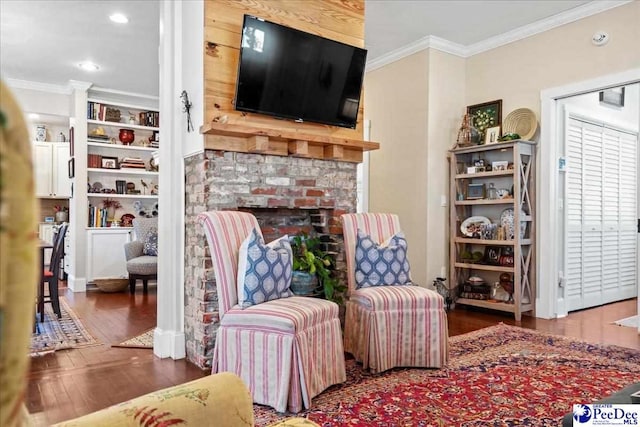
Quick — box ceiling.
[0,1,612,98]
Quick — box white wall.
[365,1,640,315]
[181,0,205,157]
[365,50,431,286]
[9,86,70,117]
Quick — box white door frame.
[538,68,640,319]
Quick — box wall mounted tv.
[234,15,368,129]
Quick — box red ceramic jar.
[119,128,135,145]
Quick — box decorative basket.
[105,107,122,123]
[94,278,129,293]
[503,108,538,140]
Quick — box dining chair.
[198,210,346,413]
[341,213,449,373]
[38,222,68,321]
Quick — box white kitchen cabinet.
[38,223,56,266]
[33,142,71,198]
[64,228,72,276]
[86,228,132,282]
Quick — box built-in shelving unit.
[80,91,160,284]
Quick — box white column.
[154,0,186,359]
[67,80,92,292]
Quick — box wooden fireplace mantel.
[201,122,380,163]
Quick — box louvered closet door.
[565,115,638,312]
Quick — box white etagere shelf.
[87,194,157,199]
[87,119,159,132]
[87,97,157,112]
[87,168,159,176]
[87,142,157,152]
[86,226,133,230]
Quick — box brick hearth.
[184,150,357,369]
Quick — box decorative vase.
[55,211,68,223]
[118,128,135,145]
[456,114,481,146]
[290,271,319,296]
[35,125,47,142]
[106,206,116,220]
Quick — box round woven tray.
[503,108,538,140]
[94,278,129,292]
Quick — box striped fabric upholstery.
[341,213,449,373]
[198,211,346,413]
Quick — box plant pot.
[291,271,320,296]
[55,211,68,223]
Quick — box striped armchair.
[198,211,346,413]
[341,213,449,373]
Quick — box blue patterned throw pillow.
[355,229,411,288]
[237,228,293,308]
[143,230,158,256]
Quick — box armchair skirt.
[216,297,345,413]
[344,286,448,373]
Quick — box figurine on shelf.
[499,273,514,303]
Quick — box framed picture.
[467,99,502,141]
[466,183,485,200]
[485,126,501,144]
[69,126,74,156]
[599,87,625,107]
[484,246,502,265]
[101,156,119,169]
[491,160,509,171]
[68,157,75,178]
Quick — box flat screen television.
[234,15,368,129]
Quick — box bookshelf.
[449,140,536,321]
[86,97,159,229]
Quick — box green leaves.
[290,233,346,304]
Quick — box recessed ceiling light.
[28,113,40,120]
[109,13,128,24]
[79,62,99,72]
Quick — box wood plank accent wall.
[203,0,366,143]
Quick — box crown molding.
[90,85,159,101]
[366,35,466,72]
[68,80,93,91]
[466,0,633,56]
[5,78,72,95]
[365,0,632,71]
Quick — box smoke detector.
[592,31,609,46]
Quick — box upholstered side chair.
[198,210,346,413]
[124,217,158,293]
[341,213,449,373]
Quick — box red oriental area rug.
[254,323,640,426]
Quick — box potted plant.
[290,234,346,304]
[102,198,122,221]
[53,205,69,223]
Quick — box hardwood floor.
[27,288,639,426]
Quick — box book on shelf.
[88,206,109,228]
[120,157,146,169]
[87,154,102,168]
[459,292,490,300]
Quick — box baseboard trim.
[67,275,87,292]
[153,328,186,360]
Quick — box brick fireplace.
[184,150,358,369]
